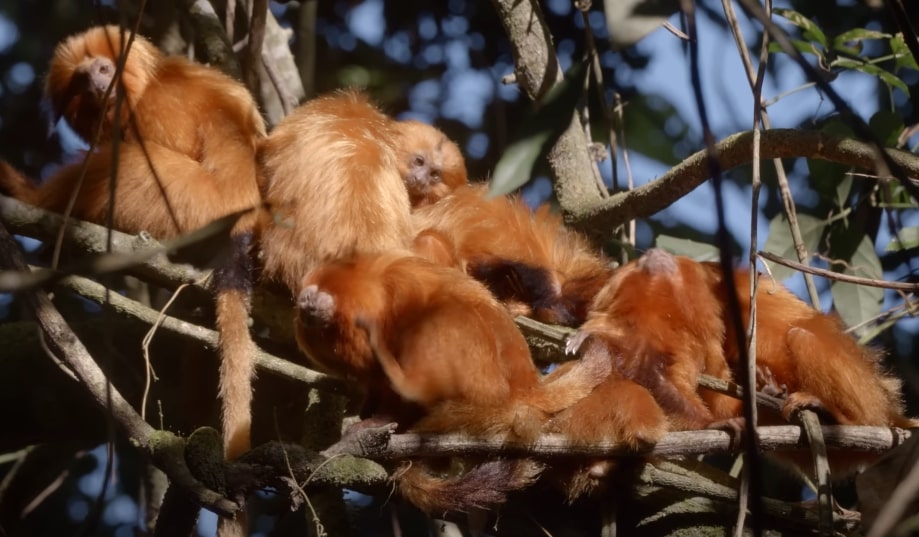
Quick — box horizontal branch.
[568,128,919,235]
[52,272,344,393]
[759,250,919,291]
[327,424,913,460]
[0,195,210,294]
[638,461,855,534]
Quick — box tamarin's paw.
[782,391,834,423]
[297,285,336,325]
[706,416,746,448]
[756,365,788,398]
[324,419,398,458]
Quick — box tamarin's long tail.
[214,231,257,537]
[363,317,614,513]
[397,458,543,514]
[213,231,258,461]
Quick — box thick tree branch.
[0,195,210,295]
[490,0,603,215]
[569,128,919,236]
[327,425,911,460]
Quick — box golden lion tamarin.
[392,119,467,207]
[703,262,917,430]
[542,340,669,502]
[577,248,916,474]
[1,25,265,239]
[294,253,612,512]
[256,90,414,293]
[411,184,613,326]
[573,249,743,431]
[0,27,266,512]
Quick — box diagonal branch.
[0,221,237,517]
[568,128,919,236]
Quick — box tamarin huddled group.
[1,23,915,532]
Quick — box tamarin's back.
[258,91,414,293]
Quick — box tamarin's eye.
[431,169,441,179]
[413,155,425,167]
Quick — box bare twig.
[758,251,919,291]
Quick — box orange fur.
[257,90,414,294]
[0,29,266,529]
[294,253,611,512]
[543,339,669,501]
[45,25,158,144]
[412,183,613,326]
[575,249,741,430]
[704,263,915,430]
[2,26,265,238]
[580,248,915,476]
[393,119,467,207]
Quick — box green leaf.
[768,38,825,60]
[620,93,689,166]
[603,0,680,48]
[774,9,828,48]
[762,213,826,281]
[489,60,587,197]
[890,33,919,71]
[832,28,891,56]
[807,157,851,208]
[868,110,905,147]
[830,235,883,331]
[832,58,910,95]
[886,227,919,252]
[654,235,721,261]
[834,173,854,210]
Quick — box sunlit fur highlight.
[257,90,414,294]
[294,253,612,513]
[411,183,613,326]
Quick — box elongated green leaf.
[768,38,825,60]
[655,235,720,261]
[489,60,587,197]
[0,208,249,292]
[762,213,826,281]
[868,110,905,148]
[603,0,680,48]
[833,58,910,95]
[774,9,828,48]
[886,227,919,252]
[831,235,883,331]
[832,28,890,56]
[890,33,919,71]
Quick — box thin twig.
[758,251,919,291]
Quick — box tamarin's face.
[73,56,117,106]
[394,120,467,205]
